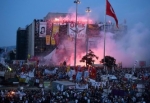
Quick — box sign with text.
[68,22,87,39]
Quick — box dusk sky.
[0,0,150,47]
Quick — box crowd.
[0,62,150,103]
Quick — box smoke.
[91,22,150,67]
[117,22,150,67]
[43,12,150,67]
[68,22,150,67]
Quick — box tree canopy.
[100,56,116,68]
[80,50,98,67]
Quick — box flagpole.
[74,0,80,68]
[85,7,91,67]
[104,1,108,96]
[104,0,107,73]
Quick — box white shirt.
[75,99,78,103]
[87,99,90,103]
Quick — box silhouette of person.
[63,60,67,66]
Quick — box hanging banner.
[46,35,50,45]
[139,61,146,67]
[39,22,47,37]
[46,22,53,35]
[51,24,59,45]
[68,22,87,39]
[87,24,100,36]
[87,37,99,50]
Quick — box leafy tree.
[100,56,116,68]
[80,50,98,67]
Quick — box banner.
[133,60,138,73]
[68,22,87,39]
[46,22,53,35]
[88,37,99,50]
[51,24,59,45]
[76,72,82,82]
[87,24,100,36]
[39,22,47,37]
[54,32,59,45]
[84,71,89,79]
[75,83,88,89]
[46,35,50,45]
[44,68,58,75]
[139,61,146,67]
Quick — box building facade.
[16,28,28,60]
[17,12,127,61]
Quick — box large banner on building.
[46,22,53,35]
[88,37,98,50]
[39,22,47,37]
[46,35,50,45]
[68,22,87,39]
[87,24,100,36]
[51,24,59,45]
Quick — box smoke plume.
[92,22,150,67]
[43,12,150,67]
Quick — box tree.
[80,50,98,67]
[100,56,116,68]
[100,56,117,74]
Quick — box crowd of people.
[0,62,150,103]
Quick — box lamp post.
[86,7,91,24]
[74,0,80,68]
[85,7,91,67]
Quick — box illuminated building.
[16,12,127,60]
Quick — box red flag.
[106,0,118,28]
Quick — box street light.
[74,0,80,68]
[85,7,91,66]
[86,7,91,24]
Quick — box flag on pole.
[106,0,118,28]
[132,60,138,74]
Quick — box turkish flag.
[106,0,118,28]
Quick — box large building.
[26,12,73,58]
[16,27,28,60]
[16,12,127,61]
[26,19,56,58]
